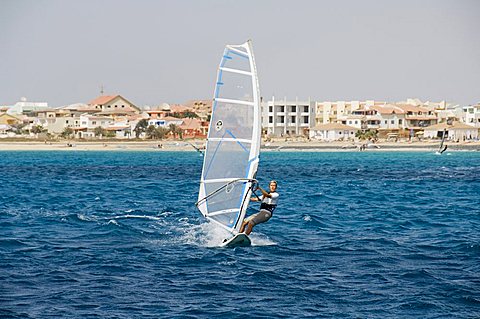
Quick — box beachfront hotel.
[261,97,315,137]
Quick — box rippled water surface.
[1,151,479,318]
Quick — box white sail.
[196,40,261,233]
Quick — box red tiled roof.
[161,116,184,122]
[180,118,202,130]
[395,104,430,113]
[170,104,192,113]
[370,105,405,115]
[89,95,118,106]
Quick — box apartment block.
[262,97,315,137]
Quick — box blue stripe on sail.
[215,68,224,99]
[225,130,249,153]
[228,49,249,59]
[223,55,232,60]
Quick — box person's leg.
[239,220,247,233]
[245,210,271,235]
[241,214,257,233]
[245,221,255,235]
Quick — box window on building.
[291,116,296,123]
[279,116,285,123]
[92,121,96,125]
[384,120,387,124]
[269,116,273,123]
[391,120,395,124]
[303,106,309,112]
[355,120,358,124]
[108,105,111,108]
[269,106,273,112]
[291,106,296,112]
[399,119,403,124]
[66,120,69,124]
[279,106,285,112]
[115,105,118,108]
[348,121,352,124]
[122,105,125,108]
[303,116,308,124]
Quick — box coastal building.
[423,122,478,141]
[463,103,480,128]
[315,100,386,126]
[7,97,50,116]
[88,95,141,115]
[147,116,183,128]
[184,100,212,121]
[73,114,114,138]
[105,121,133,138]
[309,122,357,141]
[396,104,437,132]
[179,118,207,138]
[263,97,315,137]
[0,113,23,126]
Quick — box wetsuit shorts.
[250,210,272,226]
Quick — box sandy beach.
[0,139,479,152]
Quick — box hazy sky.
[1,0,479,107]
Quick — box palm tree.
[94,126,106,137]
[155,127,170,139]
[146,125,157,139]
[31,125,46,134]
[61,127,74,139]
[134,119,148,138]
[169,123,183,139]
[355,129,378,141]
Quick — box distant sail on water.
[196,40,261,233]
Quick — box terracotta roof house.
[179,118,206,138]
[89,95,141,115]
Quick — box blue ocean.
[1,150,479,318]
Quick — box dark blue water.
[1,151,479,318]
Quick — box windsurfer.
[240,180,279,235]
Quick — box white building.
[463,103,480,128]
[423,122,478,141]
[148,116,183,128]
[263,97,315,137]
[309,122,357,141]
[315,100,384,126]
[7,97,50,115]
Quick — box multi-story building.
[463,103,480,128]
[88,95,141,115]
[263,97,315,137]
[346,104,406,135]
[6,97,50,116]
[396,104,437,131]
[315,100,386,126]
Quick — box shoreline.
[0,140,479,152]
